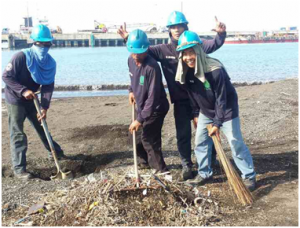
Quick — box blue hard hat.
[127,29,150,54]
[166,11,189,28]
[30,24,53,42]
[176,31,202,52]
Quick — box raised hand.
[212,16,226,34]
[117,22,129,40]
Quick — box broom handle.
[207,124,223,155]
[132,104,139,184]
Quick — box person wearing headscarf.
[2,24,65,180]
[175,31,256,191]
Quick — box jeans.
[6,102,63,173]
[194,113,256,180]
[174,100,217,168]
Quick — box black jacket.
[128,55,169,123]
[2,52,54,109]
[147,33,226,103]
[182,67,239,128]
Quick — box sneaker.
[181,166,193,180]
[14,171,33,180]
[243,178,256,191]
[187,174,212,185]
[138,163,151,169]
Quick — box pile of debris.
[3,167,224,226]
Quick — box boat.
[224,28,298,44]
[225,37,298,44]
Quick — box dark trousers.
[6,102,63,174]
[134,111,168,172]
[173,99,217,168]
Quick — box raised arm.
[202,16,227,54]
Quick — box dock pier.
[1,32,179,49]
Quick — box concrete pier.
[2,32,215,49]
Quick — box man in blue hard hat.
[175,30,256,190]
[118,11,226,180]
[127,29,170,174]
[2,24,66,180]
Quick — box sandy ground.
[1,78,298,226]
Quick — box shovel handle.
[33,95,61,170]
[131,104,140,186]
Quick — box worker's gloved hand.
[211,16,226,34]
[22,90,36,100]
[117,22,129,41]
[129,92,136,105]
[37,109,47,122]
[129,120,141,134]
[208,125,221,142]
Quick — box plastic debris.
[27,201,45,215]
[143,189,147,195]
[87,173,96,183]
[89,202,98,211]
[14,216,30,225]
[164,175,172,182]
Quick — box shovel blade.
[50,171,73,180]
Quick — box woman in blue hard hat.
[175,31,256,191]
[127,29,170,173]
[2,24,66,180]
[118,11,226,180]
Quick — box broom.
[207,124,253,206]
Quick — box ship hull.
[225,39,298,44]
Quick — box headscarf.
[175,44,224,84]
[22,45,56,85]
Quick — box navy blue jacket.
[146,33,226,103]
[2,52,54,109]
[182,67,239,128]
[128,55,169,123]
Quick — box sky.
[0,0,299,33]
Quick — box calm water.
[2,43,298,97]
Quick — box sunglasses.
[34,42,52,47]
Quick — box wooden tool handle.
[131,103,139,186]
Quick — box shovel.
[131,103,140,187]
[33,93,72,180]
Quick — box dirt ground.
[1,79,298,226]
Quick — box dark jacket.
[128,55,169,123]
[183,67,239,128]
[145,33,226,103]
[2,51,54,109]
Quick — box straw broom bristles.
[207,124,253,206]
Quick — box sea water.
[2,43,298,97]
